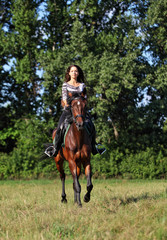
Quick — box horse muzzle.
[77,121,84,130]
[74,114,84,130]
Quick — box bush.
[0,116,57,179]
[1,116,167,180]
[120,148,167,179]
[90,147,167,179]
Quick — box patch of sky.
[3,58,16,72]
[137,87,151,107]
[37,2,48,20]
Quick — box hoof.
[78,203,82,208]
[84,193,90,203]
[61,198,67,203]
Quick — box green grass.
[0,179,167,240]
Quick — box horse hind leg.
[55,157,67,203]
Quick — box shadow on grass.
[101,188,167,213]
[116,189,167,206]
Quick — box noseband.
[74,114,84,121]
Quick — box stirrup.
[96,144,106,155]
[44,146,56,157]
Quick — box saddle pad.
[61,123,92,148]
[61,124,71,148]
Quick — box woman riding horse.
[44,65,105,158]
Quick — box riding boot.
[92,143,106,155]
[44,128,62,158]
[91,134,106,155]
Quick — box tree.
[0,0,43,153]
[38,0,75,123]
[139,0,167,148]
[9,0,43,117]
[0,0,16,152]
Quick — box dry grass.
[0,179,167,240]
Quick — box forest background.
[0,0,167,180]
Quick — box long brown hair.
[65,65,85,83]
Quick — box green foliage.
[0,116,57,179]
[8,0,42,116]
[90,147,167,180]
[120,148,167,179]
[1,141,167,179]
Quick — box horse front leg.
[73,182,77,204]
[73,175,82,207]
[84,163,93,203]
[69,160,82,207]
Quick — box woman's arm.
[61,83,69,108]
[61,99,69,107]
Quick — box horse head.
[71,97,87,131]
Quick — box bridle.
[74,114,84,121]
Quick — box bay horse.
[52,97,93,207]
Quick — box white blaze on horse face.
[77,101,80,106]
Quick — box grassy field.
[0,178,167,240]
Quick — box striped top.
[62,82,87,104]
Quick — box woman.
[44,65,105,157]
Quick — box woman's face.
[69,66,79,81]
